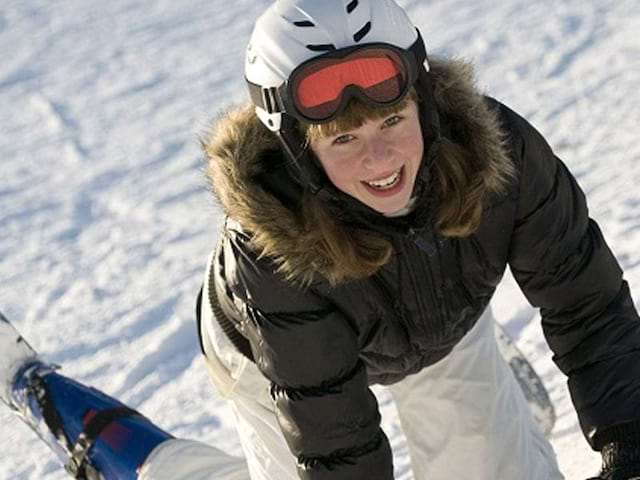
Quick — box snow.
[1,0,639,478]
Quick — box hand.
[587,467,640,480]
[592,440,640,480]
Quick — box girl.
[198,0,640,479]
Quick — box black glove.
[588,440,640,480]
[587,472,640,480]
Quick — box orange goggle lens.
[290,48,408,121]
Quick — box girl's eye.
[384,115,403,128]
[333,134,354,145]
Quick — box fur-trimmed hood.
[202,58,513,283]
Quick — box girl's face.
[310,101,424,215]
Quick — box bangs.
[302,88,419,142]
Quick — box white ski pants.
[140,305,564,480]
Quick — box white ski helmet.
[245,0,429,131]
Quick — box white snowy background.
[1,0,639,478]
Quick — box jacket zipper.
[404,229,446,343]
[447,238,474,307]
[372,267,406,322]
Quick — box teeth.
[366,169,401,189]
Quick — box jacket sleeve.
[215,226,394,479]
[500,101,640,450]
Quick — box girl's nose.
[363,137,389,170]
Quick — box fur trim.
[202,58,513,283]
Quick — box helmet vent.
[346,0,359,14]
[294,20,315,27]
[353,22,371,42]
[306,44,337,52]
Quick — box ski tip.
[0,310,37,357]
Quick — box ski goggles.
[248,30,427,124]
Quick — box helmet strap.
[417,64,442,142]
[276,114,331,197]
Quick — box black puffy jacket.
[201,58,640,479]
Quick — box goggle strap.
[414,30,427,67]
[247,80,284,114]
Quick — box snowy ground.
[1,0,639,478]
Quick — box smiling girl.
[198,1,640,479]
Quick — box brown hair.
[296,89,515,286]
[301,89,420,141]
